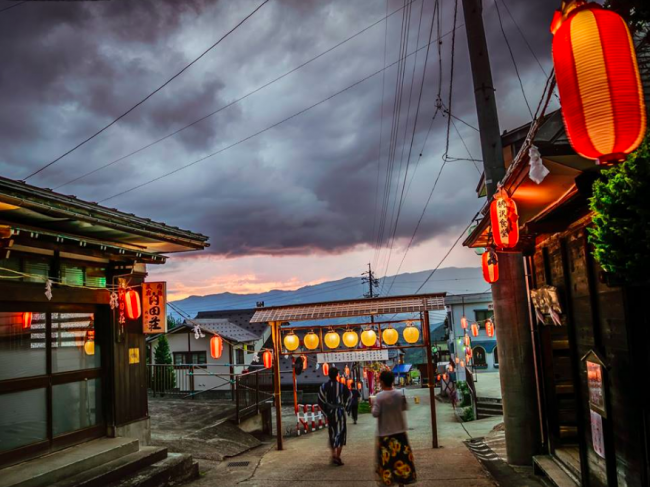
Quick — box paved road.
[200,387,498,486]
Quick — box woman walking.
[318,366,351,466]
[372,370,417,485]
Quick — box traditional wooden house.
[0,176,208,477]
[464,111,649,486]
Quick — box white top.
[371,389,408,437]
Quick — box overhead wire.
[493,0,533,118]
[55,0,420,192]
[0,1,25,14]
[95,25,464,203]
[23,0,271,181]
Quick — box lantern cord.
[97,25,463,204]
[493,0,533,119]
[54,0,421,192]
[22,0,271,182]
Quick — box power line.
[96,20,464,203]
[23,0,270,181]
[55,0,419,191]
[493,0,533,118]
[0,1,25,14]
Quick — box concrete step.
[0,438,140,487]
[533,455,580,487]
[107,453,199,487]
[50,447,168,487]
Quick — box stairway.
[475,397,503,419]
[533,454,580,487]
[0,438,198,487]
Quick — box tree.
[153,335,176,393]
[589,135,650,284]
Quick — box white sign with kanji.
[142,282,167,334]
[317,350,389,363]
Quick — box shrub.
[589,135,650,284]
[461,406,475,422]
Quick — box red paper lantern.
[210,336,223,359]
[482,250,499,284]
[443,373,448,381]
[344,366,350,377]
[466,348,473,359]
[464,334,470,347]
[22,312,33,329]
[471,323,479,338]
[437,374,441,381]
[485,320,495,338]
[347,379,353,389]
[262,350,273,369]
[490,190,519,249]
[125,290,141,320]
[460,316,468,330]
[357,382,362,390]
[322,362,329,377]
[551,2,646,164]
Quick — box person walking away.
[372,370,417,486]
[318,367,351,466]
[349,385,361,424]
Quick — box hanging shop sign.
[530,285,563,326]
[584,350,607,417]
[317,349,389,364]
[590,410,606,459]
[142,282,167,334]
[551,2,646,164]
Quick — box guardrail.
[147,364,274,423]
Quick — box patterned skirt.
[375,433,417,485]
[326,409,347,448]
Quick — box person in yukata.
[372,370,417,486]
[318,366,351,466]
[349,384,361,424]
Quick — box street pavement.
[192,387,500,486]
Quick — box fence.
[147,364,274,423]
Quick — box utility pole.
[362,263,380,324]
[461,0,541,466]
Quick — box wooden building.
[0,176,208,468]
[464,112,649,486]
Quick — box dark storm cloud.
[0,0,559,257]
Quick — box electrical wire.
[0,1,25,14]
[96,19,464,203]
[55,0,419,191]
[23,0,270,181]
[493,0,533,118]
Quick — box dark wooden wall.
[533,225,647,487]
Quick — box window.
[173,352,207,365]
[473,346,487,368]
[474,309,492,328]
[235,348,245,365]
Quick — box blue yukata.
[318,379,351,448]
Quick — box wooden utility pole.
[271,321,284,450]
[461,0,541,465]
[422,305,439,448]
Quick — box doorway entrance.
[0,304,106,467]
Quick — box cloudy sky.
[0,0,562,299]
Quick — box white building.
[445,292,497,382]
[148,308,271,397]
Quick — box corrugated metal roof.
[250,294,446,323]
[189,319,260,343]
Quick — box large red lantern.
[471,323,479,338]
[490,190,519,249]
[22,312,33,329]
[262,350,273,369]
[485,320,495,338]
[210,336,223,359]
[125,290,141,320]
[551,2,646,164]
[482,249,499,284]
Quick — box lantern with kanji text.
[482,249,499,284]
[551,2,646,164]
[490,190,519,249]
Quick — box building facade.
[445,292,497,382]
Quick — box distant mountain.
[170,267,487,319]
